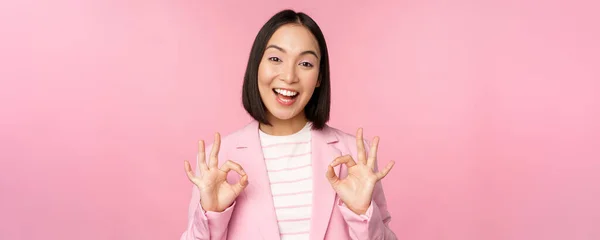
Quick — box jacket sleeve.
[337,139,398,240]
[180,148,235,240]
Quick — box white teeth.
[275,88,298,97]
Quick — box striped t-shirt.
[259,122,313,240]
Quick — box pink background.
[1,0,599,239]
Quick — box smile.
[273,88,299,106]
[273,88,299,97]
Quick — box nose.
[279,62,298,84]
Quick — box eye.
[268,57,281,62]
[299,61,314,68]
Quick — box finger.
[325,164,340,185]
[219,160,246,176]
[330,155,357,168]
[231,174,249,196]
[184,160,196,182]
[356,128,367,164]
[197,140,208,172]
[209,132,221,168]
[367,136,380,170]
[221,160,248,196]
[375,161,395,180]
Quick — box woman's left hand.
[326,128,395,215]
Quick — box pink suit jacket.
[181,121,397,240]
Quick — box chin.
[269,108,302,121]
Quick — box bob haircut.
[242,9,331,130]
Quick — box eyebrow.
[266,44,319,59]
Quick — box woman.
[181,9,397,240]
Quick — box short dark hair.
[242,9,331,130]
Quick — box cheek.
[257,64,276,99]
[299,70,320,89]
[258,63,277,85]
[257,66,268,85]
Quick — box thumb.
[325,165,339,185]
[231,174,249,195]
[184,160,196,183]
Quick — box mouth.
[273,88,299,106]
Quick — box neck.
[260,113,309,136]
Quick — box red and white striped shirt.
[259,122,313,240]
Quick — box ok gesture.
[184,133,249,212]
[326,128,395,215]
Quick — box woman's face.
[257,23,321,122]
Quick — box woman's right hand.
[184,133,249,212]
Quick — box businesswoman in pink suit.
[181,9,398,240]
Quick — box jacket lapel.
[234,121,280,240]
[235,121,342,240]
[309,125,342,240]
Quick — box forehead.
[267,24,320,54]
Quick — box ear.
[316,80,321,88]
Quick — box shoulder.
[203,121,256,154]
[219,122,253,142]
[323,124,369,144]
[324,125,354,141]
[321,124,373,157]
